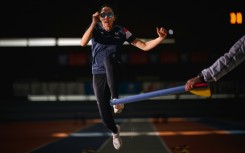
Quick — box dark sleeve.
[123,27,136,43]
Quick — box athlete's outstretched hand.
[156,27,167,39]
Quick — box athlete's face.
[99,7,115,31]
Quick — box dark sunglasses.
[100,12,114,18]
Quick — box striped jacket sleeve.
[202,35,245,82]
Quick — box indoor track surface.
[1,117,245,153]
